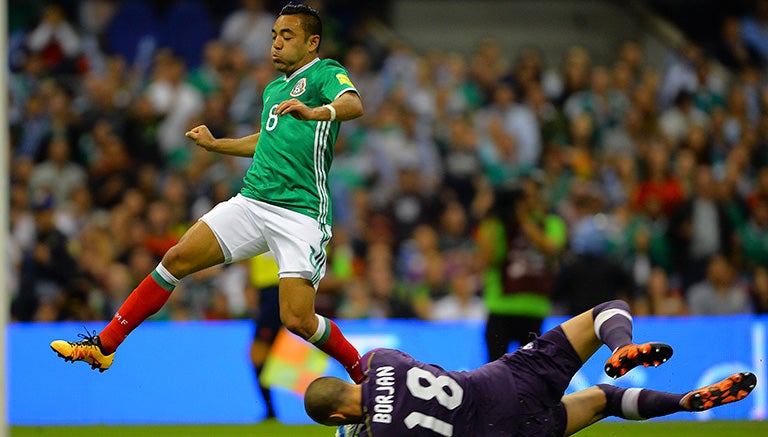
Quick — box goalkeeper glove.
[336,423,363,437]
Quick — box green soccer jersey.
[240,57,358,225]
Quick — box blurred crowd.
[8,0,768,324]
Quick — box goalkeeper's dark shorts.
[497,325,582,436]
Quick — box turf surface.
[11,420,768,436]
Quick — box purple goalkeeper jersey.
[357,348,521,436]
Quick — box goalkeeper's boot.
[682,372,757,411]
[604,342,673,378]
[50,329,114,372]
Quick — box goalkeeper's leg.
[561,372,756,436]
[557,300,672,379]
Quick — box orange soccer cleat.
[604,342,673,378]
[683,372,757,411]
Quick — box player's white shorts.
[199,194,331,287]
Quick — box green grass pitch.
[11,420,768,436]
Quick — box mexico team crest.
[290,78,307,97]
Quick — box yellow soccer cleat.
[50,330,114,372]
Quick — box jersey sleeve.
[319,62,359,103]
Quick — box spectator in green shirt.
[476,174,566,361]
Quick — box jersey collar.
[284,57,320,82]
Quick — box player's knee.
[159,247,179,274]
[161,240,208,279]
[281,310,314,338]
[160,245,194,278]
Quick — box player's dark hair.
[304,377,354,426]
[279,3,322,47]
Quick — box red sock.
[99,273,173,354]
[311,316,363,383]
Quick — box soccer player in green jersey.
[51,3,366,383]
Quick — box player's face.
[271,15,319,75]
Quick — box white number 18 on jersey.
[403,367,464,436]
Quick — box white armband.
[323,104,336,121]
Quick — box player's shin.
[308,315,364,383]
[592,300,633,351]
[99,264,178,353]
[598,384,685,420]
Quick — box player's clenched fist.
[186,125,215,150]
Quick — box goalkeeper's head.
[304,376,363,426]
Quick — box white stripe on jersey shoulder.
[332,87,359,101]
[284,57,321,82]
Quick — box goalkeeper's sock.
[99,264,178,354]
[592,300,633,351]
[598,384,685,419]
[308,315,364,383]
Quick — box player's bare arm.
[516,207,560,256]
[275,91,363,121]
[185,125,260,157]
